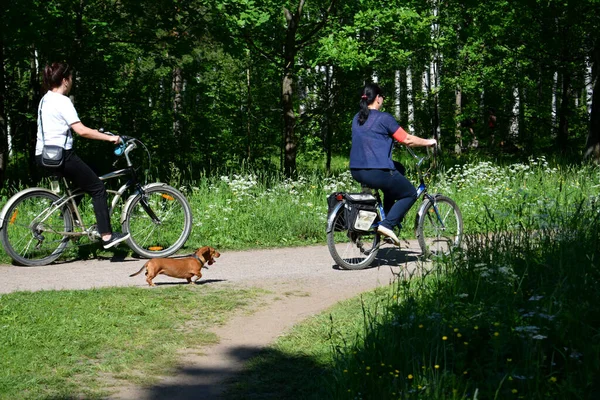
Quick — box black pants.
[36,151,112,235]
[350,164,417,230]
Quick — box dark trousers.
[351,167,417,230]
[36,151,112,235]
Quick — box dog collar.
[192,253,207,264]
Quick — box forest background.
[1,0,600,188]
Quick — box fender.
[0,187,56,229]
[121,182,171,225]
[413,193,441,233]
[326,201,345,234]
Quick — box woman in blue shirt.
[350,83,436,245]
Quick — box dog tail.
[129,262,148,277]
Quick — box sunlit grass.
[0,285,266,400]
[224,159,600,399]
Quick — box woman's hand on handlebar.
[98,128,122,145]
[106,134,122,145]
[427,138,437,147]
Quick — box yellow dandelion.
[366,366,371,370]
[394,374,399,378]
[454,328,459,332]
[366,372,370,376]
[549,376,557,383]
[494,322,500,327]
[343,369,348,373]
[463,370,468,375]
[395,369,400,373]
[435,365,440,369]
[408,374,413,379]
[508,376,513,381]
[474,325,479,330]
[419,324,424,328]
[494,332,500,337]
[457,333,462,338]
[507,358,512,362]
[381,363,385,367]
[442,336,448,341]
[512,389,518,394]
[418,385,423,389]
[464,341,469,345]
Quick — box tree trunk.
[324,66,333,172]
[246,66,251,160]
[557,72,572,152]
[455,86,462,154]
[28,47,41,180]
[172,66,183,143]
[282,67,296,176]
[282,5,301,177]
[0,36,7,187]
[585,44,600,163]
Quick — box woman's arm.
[402,134,436,147]
[70,122,121,144]
[392,127,436,147]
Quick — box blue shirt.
[349,110,400,169]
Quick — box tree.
[215,0,337,176]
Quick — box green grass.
[222,162,600,399]
[0,285,266,400]
[2,153,600,398]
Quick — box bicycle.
[326,146,463,270]
[0,132,193,266]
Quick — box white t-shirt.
[35,91,80,155]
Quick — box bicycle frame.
[326,146,447,239]
[31,137,157,239]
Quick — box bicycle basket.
[345,193,378,233]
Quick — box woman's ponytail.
[357,83,382,125]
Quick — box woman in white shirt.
[36,62,130,249]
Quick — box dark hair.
[43,62,72,90]
[358,83,383,125]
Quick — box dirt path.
[0,242,424,399]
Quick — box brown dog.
[130,246,220,286]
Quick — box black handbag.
[39,98,69,168]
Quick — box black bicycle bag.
[344,193,378,233]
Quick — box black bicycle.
[0,133,193,266]
[326,146,463,270]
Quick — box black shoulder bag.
[40,98,69,168]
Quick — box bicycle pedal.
[383,237,395,245]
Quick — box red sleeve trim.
[392,127,408,143]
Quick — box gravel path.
[0,242,424,399]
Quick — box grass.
[1,152,600,398]
[0,285,266,400]
[221,158,600,399]
[225,197,600,399]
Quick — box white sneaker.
[377,225,400,245]
[102,232,131,249]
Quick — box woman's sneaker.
[102,232,131,249]
[377,225,400,246]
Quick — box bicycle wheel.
[0,190,73,266]
[122,184,192,258]
[327,208,380,270]
[417,195,463,257]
